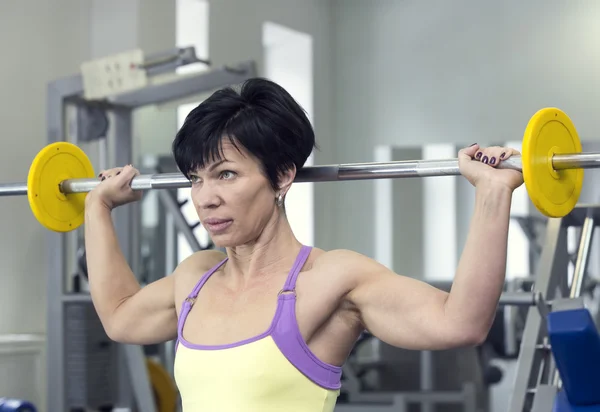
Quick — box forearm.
[84,200,141,333]
[444,184,513,342]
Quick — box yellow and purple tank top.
[173,245,342,411]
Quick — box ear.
[277,165,296,196]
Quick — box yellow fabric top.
[174,336,339,412]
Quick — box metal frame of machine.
[45,46,255,412]
[509,204,598,411]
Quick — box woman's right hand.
[86,164,143,211]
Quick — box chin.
[209,232,253,249]
[210,235,239,249]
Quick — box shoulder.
[173,249,227,282]
[313,248,378,271]
[312,248,385,289]
[171,249,227,302]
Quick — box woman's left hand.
[458,144,524,191]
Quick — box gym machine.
[45,46,255,412]
[508,204,600,411]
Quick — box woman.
[84,78,523,411]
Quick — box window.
[263,21,315,246]
[175,0,210,262]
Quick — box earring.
[276,193,284,207]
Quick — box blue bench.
[0,398,37,412]
[548,308,600,411]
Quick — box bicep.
[110,274,178,345]
[348,271,454,350]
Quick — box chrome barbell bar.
[1,152,600,197]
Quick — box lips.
[202,218,233,233]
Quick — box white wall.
[0,1,91,334]
[333,0,600,148]
[0,1,91,407]
[392,148,425,278]
[332,0,600,258]
[263,21,315,246]
[133,1,178,157]
[422,145,457,281]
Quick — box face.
[188,140,292,247]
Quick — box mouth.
[202,218,233,233]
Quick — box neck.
[224,214,302,283]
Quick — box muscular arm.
[341,184,512,350]
[84,201,177,345]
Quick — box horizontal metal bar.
[335,157,520,181]
[4,151,600,197]
[60,173,188,193]
[58,158,502,193]
[345,389,468,405]
[140,46,210,76]
[109,61,256,108]
[59,157,522,193]
[397,390,468,403]
[552,152,600,170]
[0,183,27,197]
[499,291,536,306]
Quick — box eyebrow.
[207,160,230,172]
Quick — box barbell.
[1,107,598,232]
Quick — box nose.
[195,183,222,209]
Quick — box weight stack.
[64,301,116,410]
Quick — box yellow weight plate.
[146,358,178,412]
[27,142,95,232]
[522,108,583,218]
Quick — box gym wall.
[0,1,90,335]
[0,2,91,407]
[330,0,600,259]
[0,0,176,408]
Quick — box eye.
[189,175,201,184]
[220,170,237,180]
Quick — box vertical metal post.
[420,350,434,412]
[530,385,558,412]
[99,136,108,170]
[462,382,477,412]
[503,279,519,357]
[46,84,67,412]
[46,75,84,412]
[508,217,569,411]
[165,212,177,273]
[570,216,594,298]
[111,107,156,412]
[549,215,595,388]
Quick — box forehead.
[218,140,246,160]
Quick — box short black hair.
[172,78,316,190]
